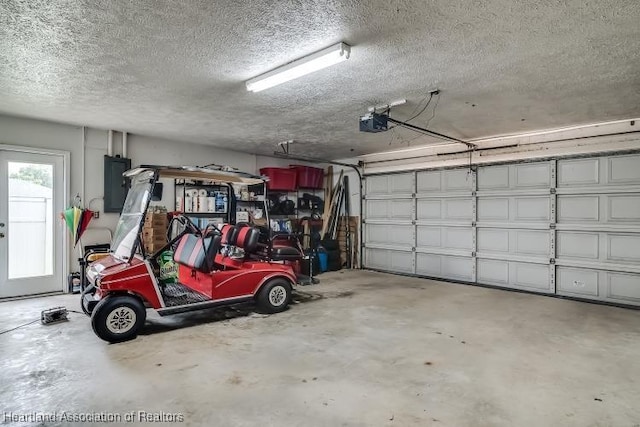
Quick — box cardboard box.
[144,243,165,253]
[143,228,166,237]
[144,234,166,243]
[144,213,168,227]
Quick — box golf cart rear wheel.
[91,295,146,343]
[257,279,292,314]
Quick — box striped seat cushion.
[173,234,221,272]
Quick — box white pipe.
[81,126,86,202]
[107,130,114,157]
[122,131,128,158]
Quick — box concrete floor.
[1,270,639,427]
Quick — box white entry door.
[0,150,65,298]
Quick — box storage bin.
[260,167,297,191]
[317,252,328,273]
[290,165,324,189]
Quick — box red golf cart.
[82,166,308,343]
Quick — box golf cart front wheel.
[257,279,292,314]
[91,295,146,343]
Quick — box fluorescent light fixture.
[246,42,351,92]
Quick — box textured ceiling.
[1,0,639,159]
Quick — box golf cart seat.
[271,245,303,261]
[220,224,237,245]
[174,233,222,273]
[270,234,304,261]
[234,226,260,253]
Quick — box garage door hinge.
[550,258,556,264]
[411,247,416,252]
[472,221,476,227]
[550,188,556,194]
[549,223,556,229]
[472,251,476,257]
[412,220,416,225]
[472,191,476,196]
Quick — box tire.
[80,284,96,316]
[91,295,146,343]
[256,278,292,314]
[81,298,91,316]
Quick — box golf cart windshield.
[111,170,155,260]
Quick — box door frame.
[0,144,70,295]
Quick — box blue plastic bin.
[317,252,328,273]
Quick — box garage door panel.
[478,162,549,190]
[443,228,472,250]
[558,158,600,186]
[417,170,441,192]
[557,232,599,259]
[366,173,413,196]
[366,248,414,274]
[514,197,550,221]
[478,166,509,189]
[415,253,440,275]
[607,234,640,263]
[445,198,472,220]
[512,263,551,291]
[365,199,413,221]
[366,224,413,246]
[417,226,472,250]
[514,163,550,188]
[416,226,441,247]
[556,267,640,303]
[442,256,473,280]
[556,154,640,188]
[477,198,509,221]
[477,229,509,253]
[417,169,472,193]
[515,230,549,255]
[557,194,640,224]
[477,259,509,285]
[478,196,550,223]
[417,197,472,221]
[416,199,441,220]
[416,253,473,281]
[557,267,599,297]
[478,228,549,257]
[477,259,551,291]
[444,169,471,191]
[608,195,640,222]
[557,196,600,222]
[608,272,640,302]
[608,154,640,184]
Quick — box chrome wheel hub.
[106,307,136,334]
[268,286,287,307]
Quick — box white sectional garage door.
[363,153,640,306]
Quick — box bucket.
[317,252,328,272]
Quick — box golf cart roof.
[124,166,267,185]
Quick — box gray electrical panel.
[104,156,131,213]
